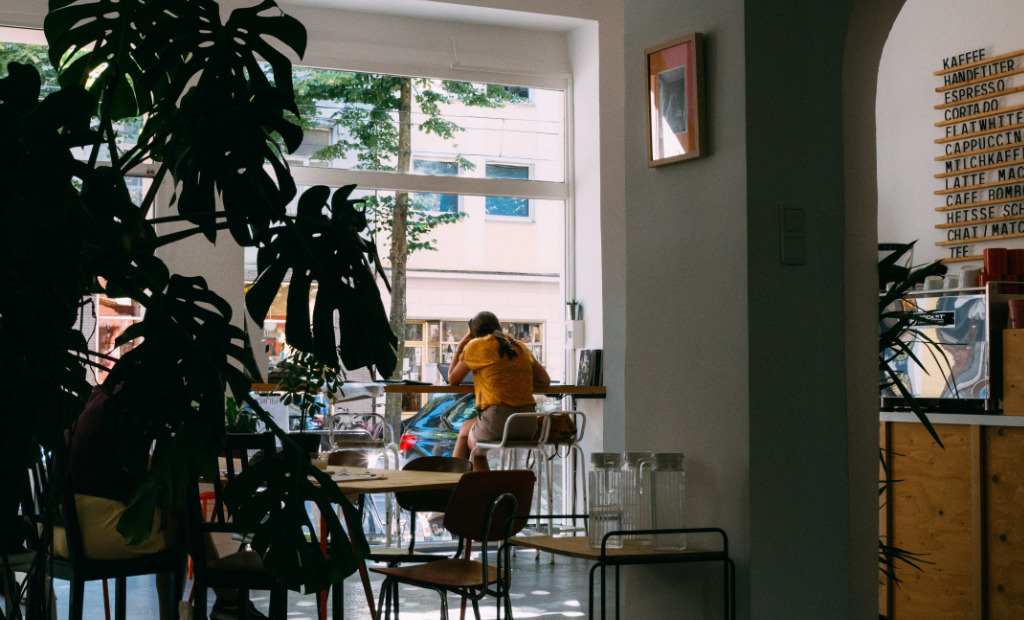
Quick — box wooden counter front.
[880,417,1024,619]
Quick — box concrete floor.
[42,548,592,619]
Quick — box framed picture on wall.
[645,33,706,166]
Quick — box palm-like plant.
[1,0,397,612]
[877,242,949,592]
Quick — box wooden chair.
[370,470,536,620]
[367,457,472,617]
[388,456,473,562]
[187,432,287,620]
[25,456,185,620]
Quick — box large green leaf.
[222,441,367,591]
[246,185,398,376]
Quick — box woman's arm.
[447,333,473,385]
[531,358,551,389]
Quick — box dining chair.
[370,469,536,620]
[25,456,185,620]
[364,456,472,619]
[186,432,287,620]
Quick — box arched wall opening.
[842,0,906,614]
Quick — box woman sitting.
[449,311,551,470]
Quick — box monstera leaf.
[45,0,306,244]
[247,185,398,376]
[223,444,367,591]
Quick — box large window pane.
[289,68,565,184]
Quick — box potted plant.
[0,0,397,612]
[877,241,949,605]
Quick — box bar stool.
[469,412,553,535]
[541,410,588,525]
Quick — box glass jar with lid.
[588,452,624,548]
[651,452,686,550]
[621,451,654,544]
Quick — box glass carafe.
[651,452,686,550]
[588,452,624,549]
[622,451,654,544]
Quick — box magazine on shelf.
[577,349,602,386]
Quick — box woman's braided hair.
[468,311,521,359]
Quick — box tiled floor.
[39,547,592,619]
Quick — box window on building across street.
[503,85,531,101]
[485,163,531,218]
[413,159,459,213]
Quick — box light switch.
[779,207,806,265]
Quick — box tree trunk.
[384,79,413,440]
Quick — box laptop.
[437,363,473,385]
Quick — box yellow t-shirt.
[461,335,537,409]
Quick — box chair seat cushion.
[53,494,175,560]
[370,558,503,588]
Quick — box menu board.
[933,47,1024,261]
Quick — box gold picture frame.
[645,33,706,166]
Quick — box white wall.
[878,0,1024,267]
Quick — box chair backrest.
[326,449,371,468]
[186,433,274,578]
[328,412,390,449]
[213,432,276,523]
[394,456,472,514]
[443,470,535,542]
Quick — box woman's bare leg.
[454,420,489,471]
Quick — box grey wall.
[621,0,749,616]
[744,1,863,617]
[620,0,882,617]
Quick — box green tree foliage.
[289,69,519,428]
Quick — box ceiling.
[282,0,586,32]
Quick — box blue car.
[398,392,478,463]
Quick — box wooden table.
[324,466,464,495]
[317,467,465,620]
[511,527,735,620]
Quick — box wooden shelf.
[249,383,606,397]
[382,384,606,397]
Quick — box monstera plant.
[0,0,397,611]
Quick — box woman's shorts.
[471,404,538,442]
[53,494,178,560]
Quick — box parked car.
[398,392,563,466]
[398,392,478,463]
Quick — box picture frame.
[645,33,706,166]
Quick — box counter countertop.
[880,410,1024,427]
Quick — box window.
[401,318,544,390]
[244,65,568,393]
[503,85,531,100]
[413,159,459,213]
[485,164,531,218]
